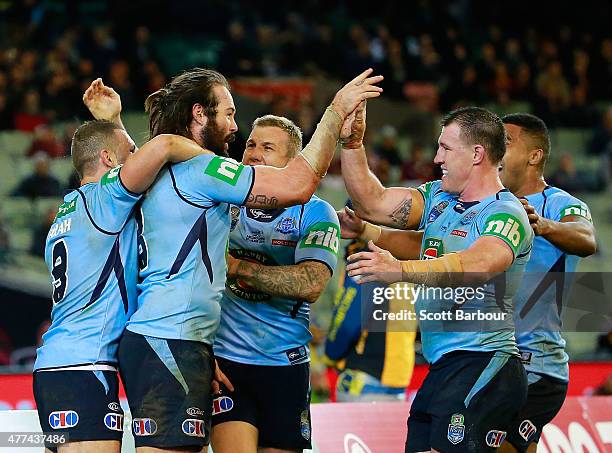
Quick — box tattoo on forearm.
[240,261,330,302]
[390,197,412,228]
[247,193,279,208]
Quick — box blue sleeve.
[174,154,255,205]
[324,275,363,361]
[295,199,340,273]
[545,192,592,223]
[85,165,141,233]
[478,199,533,259]
[417,180,443,230]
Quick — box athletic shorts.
[33,368,124,451]
[211,356,312,450]
[504,373,568,452]
[405,351,527,453]
[118,330,214,450]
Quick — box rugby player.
[340,102,534,452]
[210,115,340,453]
[112,68,382,452]
[33,82,212,452]
[497,113,596,453]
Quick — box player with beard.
[91,67,383,452]
[210,115,340,453]
[497,114,596,453]
[339,103,533,452]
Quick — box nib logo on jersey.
[212,396,234,415]
[49,410,79,429]
[299,222,339,254]
[104,413,124,432]
[422,238,444,259]
[483,214,524,251]
[133,418,157,436]
[182,419,206,438]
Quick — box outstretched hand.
[331,69,383,119]
[346,241,402,284]
[83,78,122,121]
[340,101,367,149]
[337,206,365,239]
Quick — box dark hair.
[502,113,551,170]
[71,120,123,178]
[441,106,506,165]
[144,67,229,139]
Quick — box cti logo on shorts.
[447,413,465,445]
[104,413,124,432]
[212,396,234,415]
[133,418,157,436]
[49,410,79,429]
[485,430,507,447]
[519,420,537,441]
[182,419,206,437]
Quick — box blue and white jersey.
[35,167,140,370]
[415,180,534,364]
[514,186,592,382]
[214,195,340,365]
[126,155,254,344]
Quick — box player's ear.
[192,103,208,127]
[100,148,117,168]
[473,144,485,165]
[528,148,544,167]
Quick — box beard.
[200,118,235,157]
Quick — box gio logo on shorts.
[133,418,157,436]
[519,420,537,442]
[182,419,206,437]
[299,222,339,254]
[49,410,79,429]
[447,413,465,444]
[204,156,244,186]
[212,396,234,415]
[486,430,507,447]
[483,213,524,253]
[104,413,124,432]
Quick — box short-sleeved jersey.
[415,180,534,364]
[214,195,340,365]
[35,167,141,370]
[514,186,591,382]
[126,155,254,344]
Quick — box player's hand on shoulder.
[521,198,549,236]
[346,241,401,284]
[83,77,122,121]
[331,68,383,119]
[338,206,365,239]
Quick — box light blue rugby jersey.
[415,180,533,365]
[126,155,254,344]
[35,167,140,370]
[514,186,592,383]
[214,195,340,365]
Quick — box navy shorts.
[118,330,214,450]
[33,369,124,451]
[211,356,312,450]
[405,351,527,453]
[505,373,568,451]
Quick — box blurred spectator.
[10,319,51,368]
[219,21,260,77]
[401,145,435,182]
[548,153,601,193]
[535,61,571,127]
[0,92,12,130]
[30,208,56,258]
[374,125,402,166]
[587,107,612,156]
[11,152,62,199]
[108,60,137,110]
[26,125,65,158]
[14,89,48,132]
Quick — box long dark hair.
[144,67,229,139]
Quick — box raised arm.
[340,102,424,229]
[338,206,423,260]
[227,257,331,303]
[83,78,125,129]
[245,69,384,209]
[522,199,597,257]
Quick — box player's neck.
[459,169,504,202]
[513,173,547,198]
[80,168,107,186]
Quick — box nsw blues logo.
[49,410,79,429]
[104,413,124,432]
[447,413,465,445]
[212,396,234,415]
[133,418,157,436]
[427,200,449,224]
[182,419,206,437]
[275,217,298,234]
[460,210,479,225]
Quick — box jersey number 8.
[51,239,68,304]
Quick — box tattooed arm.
[227,256,331,303]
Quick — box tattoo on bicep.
[390,197,412,228]
[246,193,279,208]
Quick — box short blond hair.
[252,115,303,158]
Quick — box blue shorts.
[405,351,527,453]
